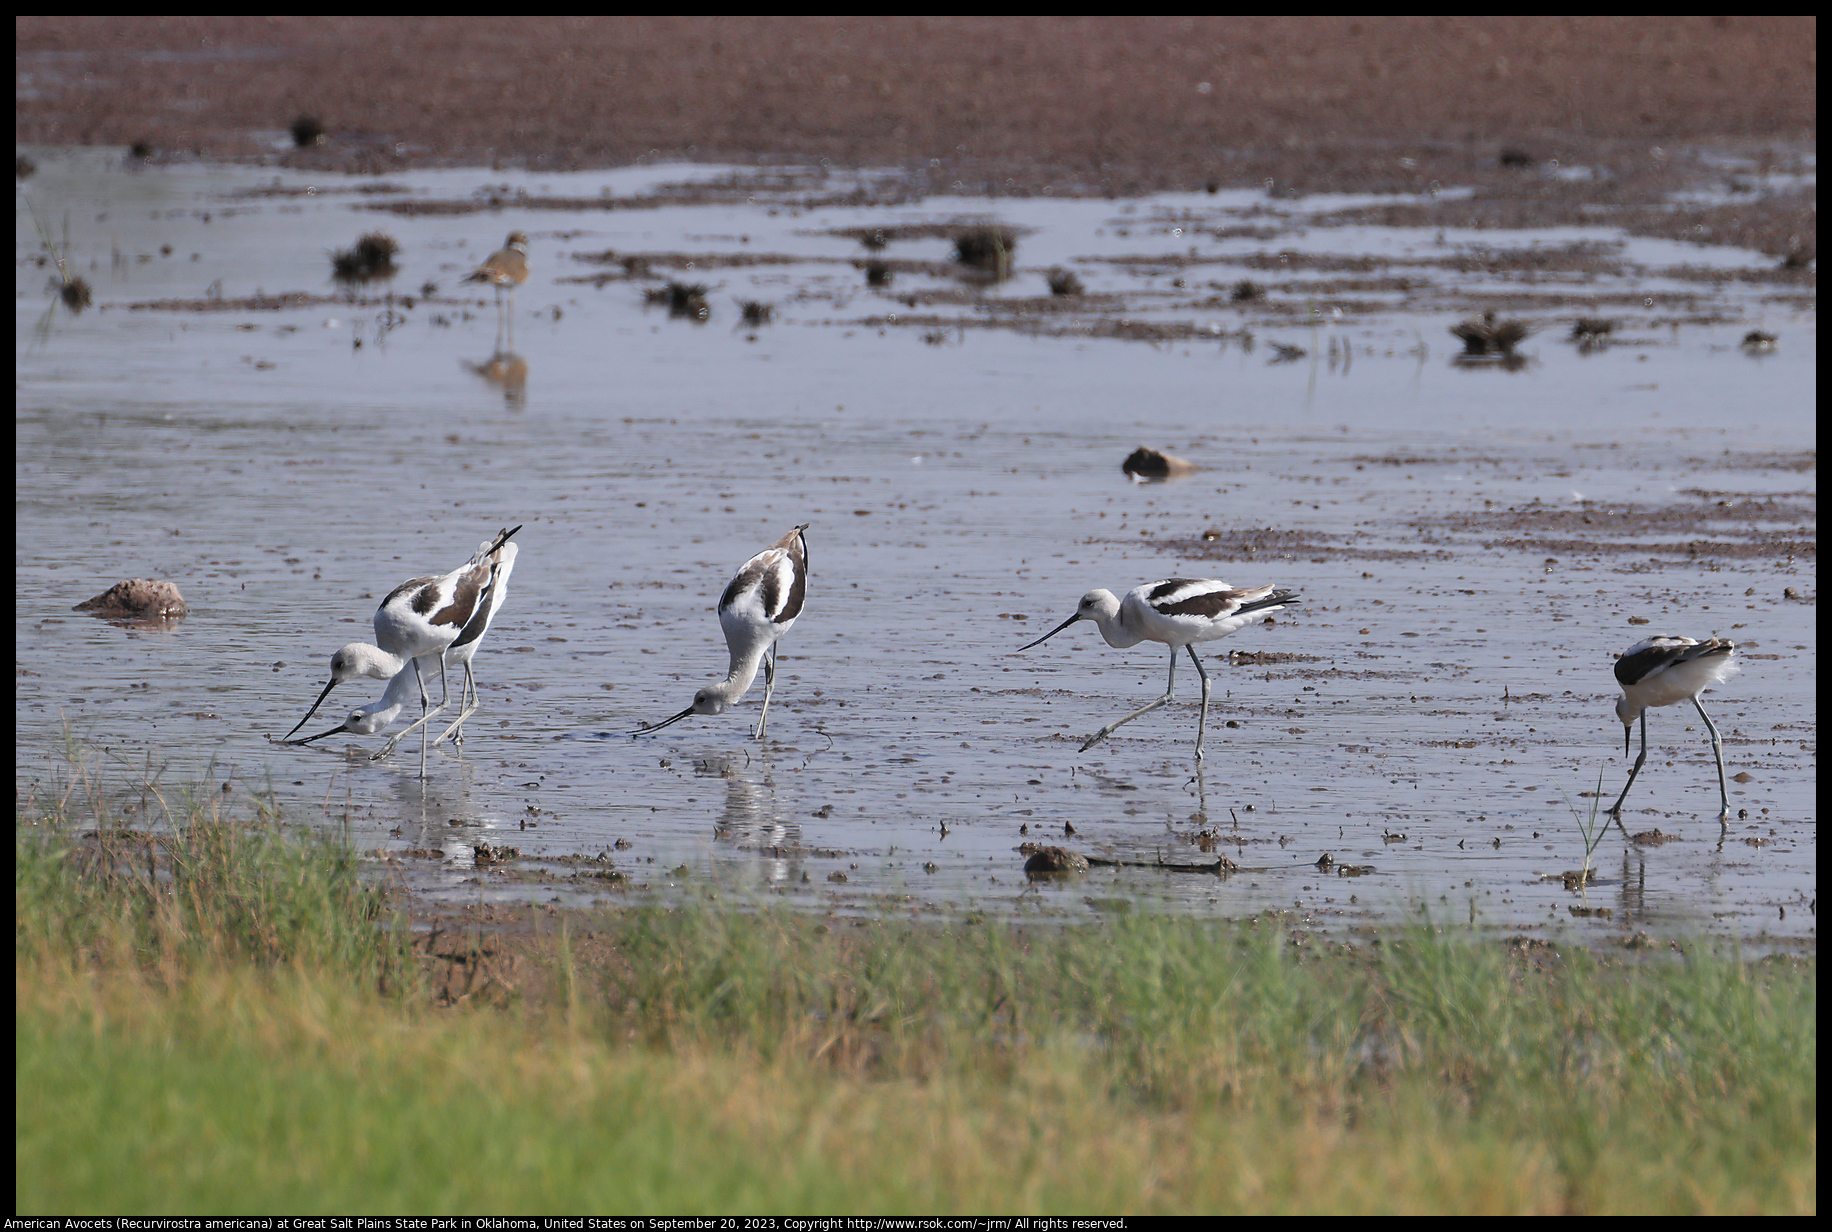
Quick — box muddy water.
[15,150,1815,947]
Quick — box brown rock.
[74,578,187,621]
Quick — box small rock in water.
[74,578,188,622]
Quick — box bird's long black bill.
[284,678,339,740]
[1017,613,1082,652]
[632,706,695,736]
[286,724,346,746]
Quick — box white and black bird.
[1019,579,1298,760]
[285,525,521,743]
[1608,635,1740,825]
[288,528,520,758]
[636,524,810,740]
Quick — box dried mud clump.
[1022,845,1089,875]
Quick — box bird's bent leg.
[1607,714,1649,829]
[431,663,482,749]
[1081,646,1179,752]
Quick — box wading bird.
[285,525,521,743]
[1019,579,1298,760]
[1608,635,1739,826]
[288,529,520,759]
[635,524,810,740]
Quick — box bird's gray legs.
[1695,697,1731,827]
[374,655,451,761]
[1607,714,1648,825]
[1082,646,1186,753]
[1189,645,1212,761]
[430,663,482,750]
[753,644,777,740]
[494,287,516,353]
[1608,707,1732,830]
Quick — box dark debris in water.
[1121,446,1197,481]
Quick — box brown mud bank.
[17,17,1818,255]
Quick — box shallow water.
[15,149,1816,947]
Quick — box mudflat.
[16,16,1817,195]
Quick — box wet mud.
[14,20,1816,949]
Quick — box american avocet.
[355,528,520,759]
[284,525,521,742]
[635,524,810,740]
[1607,635,1739,825]
[287,523,514,754]
[1019,579,1299,760]
[420,531,520,753]
[286,660,429,749]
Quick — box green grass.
[15,761,1816,1214]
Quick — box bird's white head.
[1076,589,1122,622]
[330,642,398,685]
[631,682,738,736]
[691,686,732,717]
[1614,693,1641,753]
[1614,693,1641,729]
[1018,589,1120,651]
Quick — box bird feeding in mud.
[1018,579,1298,760]
[284,525,521,744]
[634,524,810,740]
[1607,635,1740,826]
[288,530,520,758]
[287,662,429,751]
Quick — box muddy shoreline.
[17,17,1819,256]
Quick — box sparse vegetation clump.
[645,280,710,321]
[1741,329,1778,352]
[59,276,92,313]
[1452,310,1532,356]
[290,115,325,148]
[953,225,1017,278]
[1046,266,1084,296]
[330,231,400,286]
